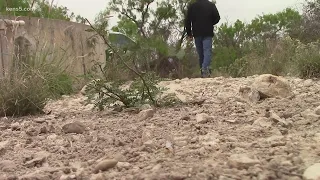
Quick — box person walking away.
[184,0,220,78]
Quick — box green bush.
[220,37,320,78]
[293,41,320,78]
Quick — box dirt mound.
[1,75,320,180]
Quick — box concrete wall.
[0,15,106,78]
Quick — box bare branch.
[85,18,157,106]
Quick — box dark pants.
[194,36,212,77]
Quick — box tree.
[211,8,302,70]
[105,0,196,43]
[32,0,75,21]
[100,0,194,77]
[246,8,302,41]
[75,15,86,24]
[111,17,139,41]
[299,0,320,42]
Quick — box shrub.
[221,36,320,78]
[293,41,320,78]
[84,72,161,110]
[83,19,181,110]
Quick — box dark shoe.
[201,68,211,78]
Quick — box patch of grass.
[0,48,75,117]
[0,69,50,117]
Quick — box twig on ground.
[84,18,157,106]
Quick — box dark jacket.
[185,0,220,37]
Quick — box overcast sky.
[55,0,304,27]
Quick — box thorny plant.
[83,18,182,110]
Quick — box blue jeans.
[194,37,212,73]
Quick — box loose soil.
[1,75,320,180]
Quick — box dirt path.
[1,75,320,180]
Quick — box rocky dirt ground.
[1,74,320,180]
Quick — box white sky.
[55,0,304,27]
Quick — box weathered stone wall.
[0,15,106,78]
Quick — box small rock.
[47,134,57,141]
[169,173,187,180]
[226,136,238,142]
[280,161,292,166]
[228,154,260,169]
[188,99,206,105]
[290,177,303,180]
[0,140,9,150]
[270,128,283,136]
[175,140,188,147]
[315,106,320,115]
[0,140,9,155]
[292,156,303,165]
[24,151,51,167]
[181,115,191,121]
[295,119,311,125]
[253,117,272,127]
[270,111,290,127]
[144,140,155,148]
[113,153,126,162]
[165,140,174,153]
[39,126,48,134]
[138,109,155,121]
[19,172,50,180]
[93,159,118,173]
[117,162,131,170]
[80,84,88,95]
[281,112,294,119]
[257,171,277,180]
[303,163,320,180]
[196,113,213,124]
[60,174,76,180]
[225,119,237,123]
[304,79,313,87]
[10,122,20,130]
[140,104,152,111]
[266,135,284,142]
[34,118,46,123]
[112,106,123,112]
[314,133,320,142]
[301,109,320,122]
[239,86,260,102]
[25,127,39,136]
[0,124,10,130]
[202,140,216,147]
[90,173,106,180]
[62,122,86,134]
[123,107,140,114]
[151,164,162,171]
[141,129,153,142]
[0,160,16,172]
[0,116,9,122]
